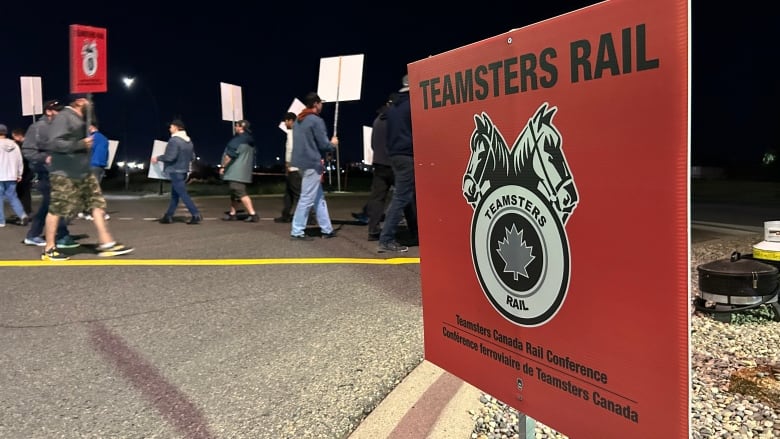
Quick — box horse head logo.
[81,41,98,77]
[464,102,578,327]
[462,103,578,224]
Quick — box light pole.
[122,75,162,194]
[121,77,134,191]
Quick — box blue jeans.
[379,155,417,244]
[291,169,333,236]
[27,171,69,240]
[164,172,200,217]
[0,180,26,224]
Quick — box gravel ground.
[470,233,780,439]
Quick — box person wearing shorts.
[40,94,133,261]
[219,120,259,223]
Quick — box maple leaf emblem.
[496,224,536,281]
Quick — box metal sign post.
[317,54,364,192]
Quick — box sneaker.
[56,236,81,249]
[273,216,291,223]
[367,233,380,242]
[84,214,94,221]
[222,213,237,221]
[187,215,202,225]
[77,212,86,219]
[245,214,259,223]
[42,247,69,261]
[351,212,369,224]
[159,215,173,224]
[290,234,313,241]
[378,241,409,253]
[104,214,110,221]
[16,216,30,226]
[97,242,134,257]
[321,231,337,239]
[0,223,6,228]
[23,236,46,246]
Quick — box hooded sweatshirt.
[0,138,23,181]
[22,117,56,173]
[46,106,92,178]
[290,109,335,173]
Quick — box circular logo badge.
[471,185,570,327]
[82,42,98,77]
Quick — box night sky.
[1,2,776,169]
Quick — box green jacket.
[221,133,254,183]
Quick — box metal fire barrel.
[697,253,778,307]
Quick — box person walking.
[219,119,259,222]
[289,92,338,240]
[365,93,413,242]
[274,112,301,223]
[79,121,110,221]
[378,75,418,253]
[0,124,29,228]
[152,118,202,225]
[40,94,133,260]
[21,100,76,248]
[11,127,33,216]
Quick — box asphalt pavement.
[1,192,478,439]
[1,191,773,439]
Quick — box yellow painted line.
[0,257,421,267]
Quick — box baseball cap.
[303,92,324,107]
[235,120,251,132]
[169,118,186,130]
[44,100,64,112]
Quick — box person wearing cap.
[219,119,259,222]
[152,118,202,225]
[378,74,418,253]
[20,100,76,248]
[274,112,301,223]
[0,124,29,228]
[289,92,339,240]
[39,93,134,260]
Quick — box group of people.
[1,74,417,258]
[155,76,417,252]
[1,95,134,261]
[278,75,417,251]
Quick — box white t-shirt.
[286,129,298,172]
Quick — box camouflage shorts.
[49,174,107,218]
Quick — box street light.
[120,76,134,191]
[122,75,161,193]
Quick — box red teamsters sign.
[69,24,108,93]
[411,0,689,437]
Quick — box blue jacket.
[90,130,109,168]
[291,112,335,173]
[158,132,194,175]
[385,91,413,157]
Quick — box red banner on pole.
[411,0,689,437]
[69,24,108,93]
